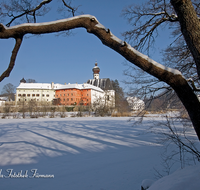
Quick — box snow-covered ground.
[0,117,199,190]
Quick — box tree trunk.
[171,0,200,79]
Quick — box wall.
[55,89,91,106]
[16,88,55,103]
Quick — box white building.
[126,97,145,111]
[0,97,8,106]
[15,62,115,107]
[15,79,61,103]
[87,62,115,107]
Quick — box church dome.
[92,62,100,74]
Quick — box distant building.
[54,83,104,106]
[15,81,59,103]
[0,97,8,106]
[87,62,115,107]
[15,62,115,107]
[126,97,145,111]
[87,62,114,90]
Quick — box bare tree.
[122,0,200,102]
[152,115,200,178]
[0,0,200,139]
[1,83,15,101]
[26,79,36,83]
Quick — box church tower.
[92,62,100,79]
[87,61,113,90]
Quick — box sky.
[0,0,170,93]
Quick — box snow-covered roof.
[17,82,104,93]
[17,83,61,90]
[0,97,8,101]
[126,97,145,105]
[87,78,114,90]
[56,83,104,93]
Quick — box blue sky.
[0,0,169,93]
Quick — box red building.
[55,84,93,106]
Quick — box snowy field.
[0,116,199,190]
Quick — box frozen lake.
[0,117,196,190]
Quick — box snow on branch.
[0,14,184,86]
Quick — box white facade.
[15,82,115,107]
[126,97,145,111]
[91,89,115,108]
[15,82,60,103]
[93,73,99,80]
[0,97,9,106]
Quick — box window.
[32,94,35,97]
[23,94,26,97]
[19,99,20,101]
[64,98,65,101]
[71,98,73,101]
[107,95,109,101]
[71,93,73,96]
[18,94,21,97]
[27,94,30,97]
[46,94,49,97]
[60,94,62,96]
[42,94,45,97]
[47,99,48,101]
[36,94,39,97]
[67,98,69,101]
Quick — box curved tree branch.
[0,14,200,139]
[0,36,23,82]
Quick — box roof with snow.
[126,97,145,106]
[87,78,114,90]
[0,97,8,101]
[17,82,104,93]
[55,83,104,92]
[17,83,61,90]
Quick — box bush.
[65,107,74,112]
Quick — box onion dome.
[20,78,26,83]
[92,62,100,74]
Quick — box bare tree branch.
[122,0,178,52]
[61,0,76,16]
[0,36,23,82]
[5,0,53,27]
